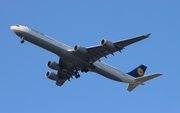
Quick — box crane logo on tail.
[128,65,147,78]
[137,68,144,76]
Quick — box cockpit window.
[15,25,19,27]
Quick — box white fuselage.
[10,25,135,83]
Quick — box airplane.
[10,24,162,91]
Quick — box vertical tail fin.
[127,65,147,78]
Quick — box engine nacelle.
[100,39,114,48]
[47,61,60,70]
[74,45,88,54]
[46,71,59,81]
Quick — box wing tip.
[145,33,151,38]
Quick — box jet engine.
[100,39,114,48]
[47,61,60,70]
[46,71,59,81]
[74,45,88,54]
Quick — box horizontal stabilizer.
[56,79,66,86]
[135,73,162,83]
[127,73,162,92]
[127,83,139,92]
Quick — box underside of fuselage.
[13,29,93,71]
[12,28,130,83]
[92,66,123,82]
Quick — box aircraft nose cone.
[10,25,20,36]
[10,26,15,31]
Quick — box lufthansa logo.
[137,68,144,76]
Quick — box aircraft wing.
[56,79,66,86]
[55,58,75,86]
[85,33,150,62]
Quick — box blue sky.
[1,0,180,113]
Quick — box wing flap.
[54,58,74,86]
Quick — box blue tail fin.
[127,65,147,78]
